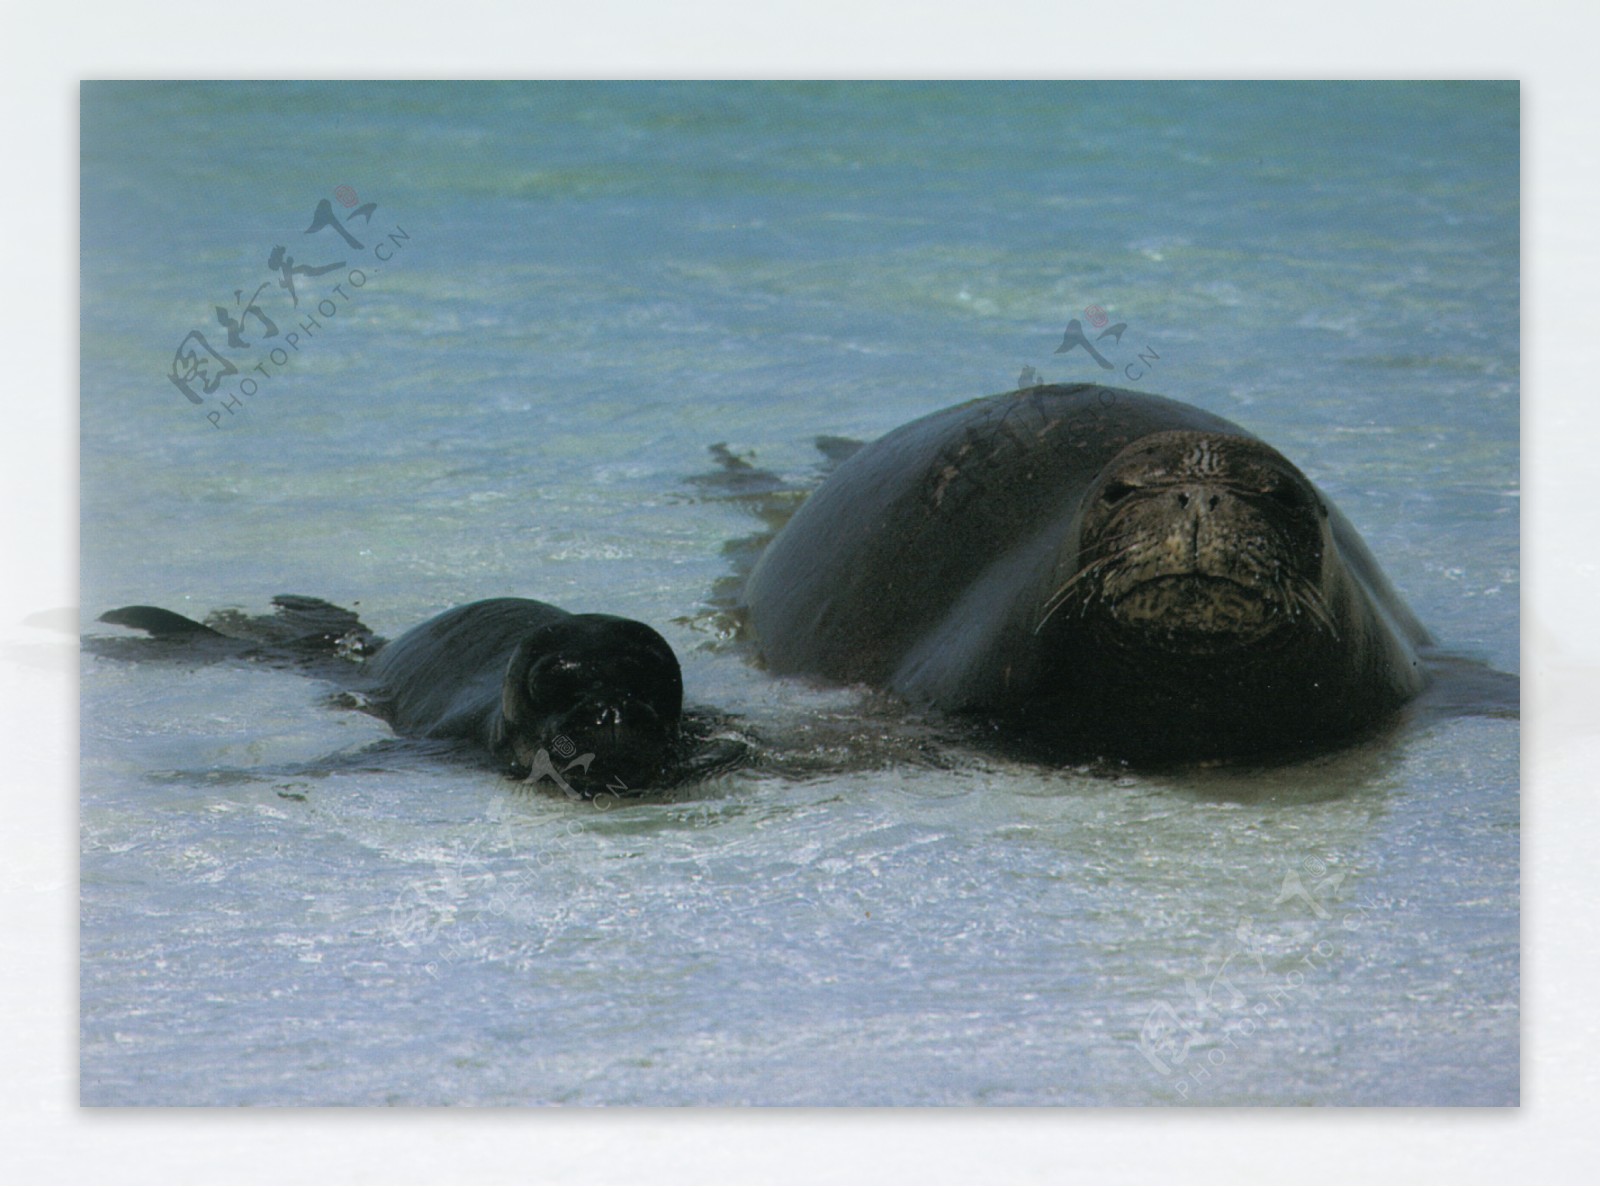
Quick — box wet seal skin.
[93,596,685,795]
[741,383,1457,764]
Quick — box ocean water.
[78,81,1518,1106]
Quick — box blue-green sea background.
[79,81,1518,1105]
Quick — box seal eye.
[1263,483,1304,510]
[528,656,587,700]
[1101,480,1139,506]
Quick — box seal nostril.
[1208,494,1220,511]
[1176,492,1190,508]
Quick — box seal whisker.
[1034,542,1143,634]
[1287,576,1340,638]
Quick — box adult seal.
[96,596,685,793]
[741,384,1430,762]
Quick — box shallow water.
[79,81,1518,1105]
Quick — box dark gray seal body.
[742,384,1430,762]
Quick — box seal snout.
[1173,488,1222,512]
[1142,481,1270,578]
[537,695,674,791]
[567,697,661,754]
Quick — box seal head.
[1043,430,1334,653]
[365,598,685,793]
[495,615,684,794]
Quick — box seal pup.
[94,596,685,794]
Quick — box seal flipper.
[814,434,864,469]
[87,603,246,666]
[90,595,381,679]
[686,443,794,499]
[267,594,384,657]
[1413,652,1521,721]
[196,595,381,656]
[97,605,226,639]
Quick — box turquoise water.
[79,82,1518,1105]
